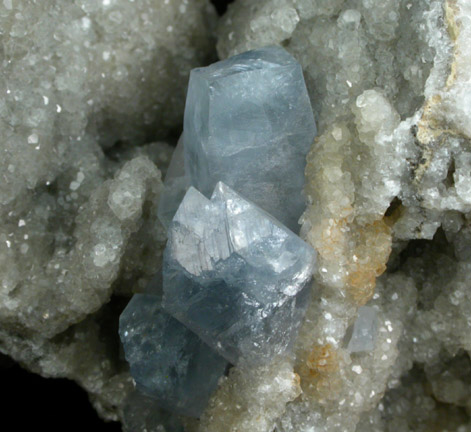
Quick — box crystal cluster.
[120,46,316,417]
[163,183,316,365]
[120,180,315,416]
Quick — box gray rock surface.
[0,0,216,426]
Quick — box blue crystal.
[162,182,316,366]
[346,306,378,353]
[183,46,316,232]
[119,294,227,417]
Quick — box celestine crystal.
[162,182,316,366]
[346,306,378,353]
[119,294,227,418]
[183,46,316,232]
[121,45,317,419]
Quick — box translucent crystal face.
[163,182,316,366]
[119,294,227,418]
[183,46,317,232]
[346,306,378,353]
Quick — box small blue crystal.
[119,294,227,417]
[183,46,316,232]
[162,182,316,366]
[346,306,378,353]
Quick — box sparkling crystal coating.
[119,294,227,418]
[162,182,316,366]
[183,45,316,232]
[346,306,378,353]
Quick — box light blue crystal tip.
[183,45,316,232]
[163,182,316,366]
[346,306,378,353]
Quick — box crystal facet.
[183,46,316,232]
[162,182,316,366]
[346,306,378,353]
[119,293,227,418]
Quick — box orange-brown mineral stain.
[306,344,338,374]
[318,217,350,259]
[297,344,341,399]
[346,219,392,305]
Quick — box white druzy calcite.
[183,45,316,232]
[162,182,316,366]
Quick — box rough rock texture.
[199,358,302,432]
[2,0,471,431]
[0,0,216,425]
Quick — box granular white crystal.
[0,0,216,214]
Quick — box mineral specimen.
[0,0,216,424]
[119,293,227,418]
[163,182,316,366]
[183,45,316,231]
[3,0,471,431]
[346,306,378,353]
